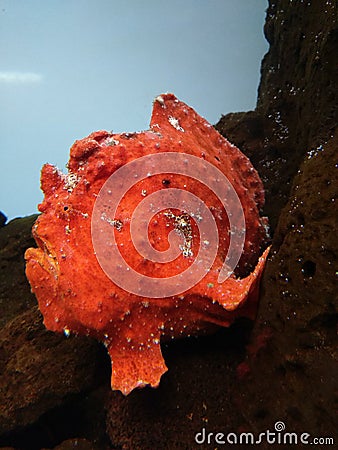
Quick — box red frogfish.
[25,93,270,395]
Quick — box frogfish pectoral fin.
[107,332,168,395]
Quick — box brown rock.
[0,215,38,328]
[0,218,110,447]
[0,307,105,435]
[47,438,99,450]
[234,129,337,444]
